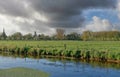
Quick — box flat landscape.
[0,0,120,77]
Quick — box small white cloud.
[84,16,113,31]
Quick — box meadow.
[0,41,120,63]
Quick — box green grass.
[0,41,120,61]
[0,67,49,77]
[0,40,120,49]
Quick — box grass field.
[0,40,120,49]
[0,41,120,62]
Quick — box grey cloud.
[28,0,116,28]
[0,0,31,17]
[0,0,117,34]
[16,19,55,35]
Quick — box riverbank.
[0,67,49,77]
[0,41,120,64]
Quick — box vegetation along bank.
[0,41,120,63]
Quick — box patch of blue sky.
[82,9,119,23]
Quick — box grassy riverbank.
[0,41,120,63]
[0,67,49,77]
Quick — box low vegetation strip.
[0,67,49,77]
[0,41,120,63]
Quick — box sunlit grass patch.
[0,67,49,77]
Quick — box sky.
[0,0,120,35]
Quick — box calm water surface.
[0,56,120,77]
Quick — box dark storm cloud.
[0,0,117,34]
[28,0,116,28]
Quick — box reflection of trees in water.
[63,61,66,71]
[23,57,118,75]
[24,58,26,62]
[0,53,120,74]
[39,59,81,72]
[74,62,80,72]
[42,59,120,75]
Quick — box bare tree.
[56,28,65,40]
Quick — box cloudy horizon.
[0,0,119,35]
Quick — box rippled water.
[0,55,120,77]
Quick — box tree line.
[82,31,120,41]
[0,29,120,41]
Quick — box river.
[0,55,120,77]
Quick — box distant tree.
[38,34,45,40]
[56,28,65,40]
[44,35,51,40]
[23,33,32,40]
[6,36,11,40]
[81,31,92,41]
[66,32,81,40]
[38,34,51,40]
[81,30,120,41]
[51,35,57,40]
[11,32,23,40]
